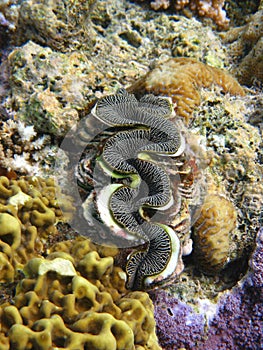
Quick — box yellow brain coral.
[128,57,245,124]
[0,237,161,350]
[0,175,74,282]
[192,193,237,275]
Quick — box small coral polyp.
[76,89,185,290]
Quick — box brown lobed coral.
[0,175,74,283]
[191,192,237,275]
[128,57,245,124]
[0,237,161,350]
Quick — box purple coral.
[201,228,263,350]
[150,290,205,349]
[151,228,263,350]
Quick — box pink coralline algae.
[139,0,229,28]
[150,228,263,349]
[150,290,205,349]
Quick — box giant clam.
[69,89,202,289]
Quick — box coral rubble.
[0,118,55,175]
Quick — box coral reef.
[0,175,74,282]
[171,18,226,67]
[138,0,229,28]
[192,192,237,275]
[2,1,231,138]
[13,0,97,52]
[0,0,19,35]
[222,9,263,86]
[0,117,56,175]
[200,227,263,349]
[191,92,263,261]
[150,228,263,349]
[0,0,262,348]
[0,237,161,350]
[5,41,104,137]
[128,57,245,124]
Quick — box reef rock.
[5,41,103,137]
[222,9,263,85]
[13,0,97,52]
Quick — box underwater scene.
[0,0,262,349]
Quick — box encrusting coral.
[0,175,74,283]
[0,237,161,350]
[128,57,245,124]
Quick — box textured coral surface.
[0,175,74,282]
[5,41,103,137]
[140,0,229,28]
[0,0,262,348]
[13,0,97,52]
[192,193,237,274]
[128,57,245,124]
[0,238,161,350]
[222,9,263,85]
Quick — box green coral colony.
[77,89,184,290]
